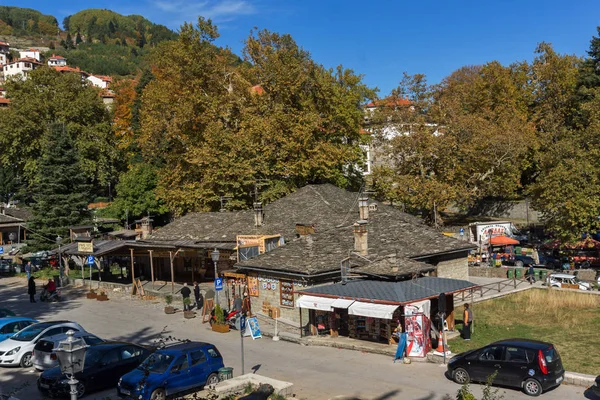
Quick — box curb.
[564,371,596,388]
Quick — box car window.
[61,326,80,334]
[170,355,189,372]
[19,321,34,330]
[11,323,53,342]
[543,347,560,362]
[504,347,528,363]
[0,322,19,334]
[207,348,221,358]
[101,349,121,366]
[139,353,173,374]
[479,346,503,361]
[83,336,103,345]
[41,327,64,339]
[121,346,143,360]
[190,350,207,366]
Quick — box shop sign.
[78,242,94,253]
[243,316,262,339]
[247,276,259,297]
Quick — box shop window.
[265,237,279,252]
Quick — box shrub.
[165,294,173,305]
[214,304,225,325]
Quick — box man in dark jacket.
[27,277,36,303]
[180,283,192,311]
[193,281,203,311]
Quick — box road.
[0,277,589,400]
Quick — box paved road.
[0,277,589,400]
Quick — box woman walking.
[28,277,36,303]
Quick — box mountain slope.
[0,6,59,36]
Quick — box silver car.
[32,332,103,371]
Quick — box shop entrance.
[334,308,349,336]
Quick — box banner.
[247,276,259,297]
[404,299,431,358]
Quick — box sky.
[5,0,600,95]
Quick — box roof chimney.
[353,220,368,256]
[253,202,264,227]
[359,195,369,220]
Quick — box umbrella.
[489,236,520,246]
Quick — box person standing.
[27,277,36,303]
[233,294,242,312]
[25,261,32,280]
[180,283,192,311]
[527,264,536,284]
[193,281,203,311]
[463,303,473,340]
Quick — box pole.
[149,250,154,289]
[240,321,245,375]
[130,248,135,287]
[58,244,63,287]
[213,260,219,306]
[273,317,280,341]
[68,375,79,400]
[442,312,446,365]
[170,251,175,294]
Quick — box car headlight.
[6,347,21,356]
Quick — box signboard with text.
[78,242,94,253]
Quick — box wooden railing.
[455,276,529,306]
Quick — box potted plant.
[183,298,195,319]
[96,291,109,301]
[87,289,97,299]
[164,295,175,314]
[211,304,230,333]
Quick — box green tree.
[64,32,75,49]
[75,30,82,45]
[0,164,17,205]
[62,15,70,31]
[27,123,91,252]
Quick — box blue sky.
[6,0,600,95]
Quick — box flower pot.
[183,311,195,319]
[211,323,230,333]
[96,295,109,301]
[86,293,97,299]
[164,306,175,314]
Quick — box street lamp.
[56,235,63,287]
[54,330,88,400]
[211,248,220,305]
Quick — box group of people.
[179,281,250,314]
[27,276,57,303]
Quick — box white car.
[0,321,85,368]
[548,273,591,291]
[32,331,103,371]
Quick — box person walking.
[180,283,192,311]
[527,264,536,284]
[463,303,473,340]
[193,281,203,311]
[27,277,36,303]
[25,261,32,280]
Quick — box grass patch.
[448,289,600,375]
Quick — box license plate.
[39,383,49,389]
[556,376,563,383]
[120,389,130,395]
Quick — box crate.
[270,307,280,319]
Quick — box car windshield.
[10,323,52,342]
[138,353,173,374]
[543,347,560,363]
[83,348,103,368]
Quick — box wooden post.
[299,307,303,338]
[130,248,135,287]
[169,251,175,293]
[149,250,155,289]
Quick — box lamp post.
[211,248,220,306]
[54,330,88,400]
[56,235,63,287]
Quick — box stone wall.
[469,266,515,279]
[436,257,469,280]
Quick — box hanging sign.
[247,276,259,297]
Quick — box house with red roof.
[2,57,42,80]
[87,74,113,89]
[19,48,41,62]
[47,54,67,67]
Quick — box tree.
[0,68,118,200]
[26,123,91,251]
[75,30,82,45]
[62,15,70,31]
[0,164,17,205]
[64,32,75,49]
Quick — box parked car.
[38,342,152,399]
[548,273,591,291]
[447,339,564,396]
[0,321,85,368]
[0,317,38,342]
[537,253,563,270]
[505,255,536,268]
[33,332,104,371]
[117,342,224,400]
[590,375,600,397]
[0,260,15,275]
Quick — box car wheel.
[76,381,86,398]
[516,261,524,268]
[453,367,470,384]
[150,388,166,400]
[523,378,542,396]
[206,373,220,386]
[20,352,33,368]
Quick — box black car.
[38,342,153,399]
[591,375,600,397]
[447,339,564,396]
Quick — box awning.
[296,295,336,311]
[348,301,399,319]
[331,298,354,309]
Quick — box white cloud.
[152,0,256,22]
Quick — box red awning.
[489,236,520,246]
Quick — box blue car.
[0,317,38,342]
[118,342,224,400]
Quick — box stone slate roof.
[297,276,478,305]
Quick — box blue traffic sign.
[86,255,95,265]
[215,278,223,291]
[0,247,3,255]
[239,315,247,334]
[459,228,465,236]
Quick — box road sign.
[459,228,465,236]
[215,278,223,291]
[86,255,95,265]
[0,247,3,255]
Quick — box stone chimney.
[253,202,264,227]
[353,220,368,256]
[140,217,153,239]
[359,195,369,220]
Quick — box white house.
[2,57,42,80]
[19,48,41,62]
[87,75,112,89]
[47,54,67,67]
[0,87,6,98]
[0,41,9,67]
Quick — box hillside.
[0,6,58,36]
